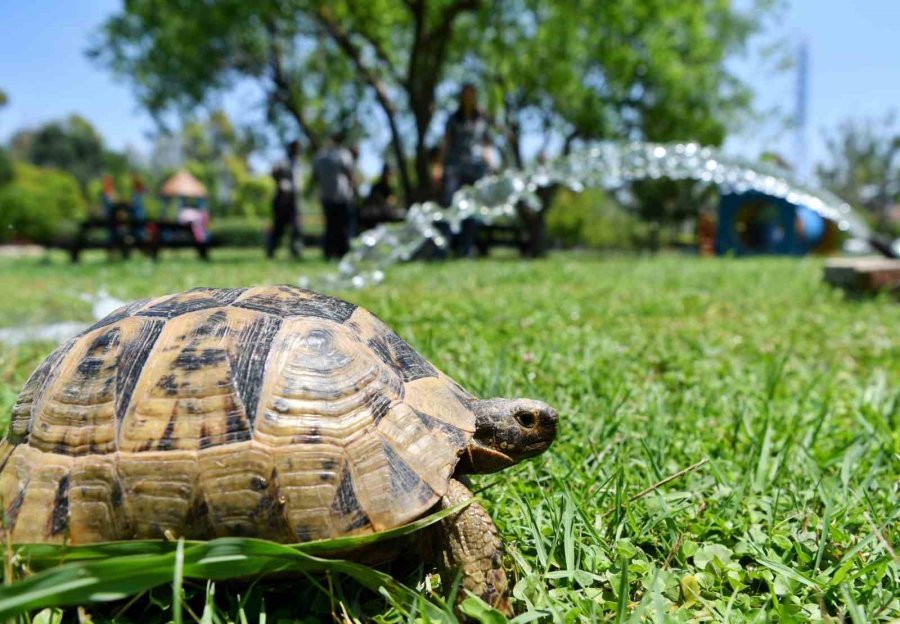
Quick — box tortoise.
[0,285,557,611]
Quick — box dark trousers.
[443,165,485,258]
[267,203,301,259]
[323,200,353,260]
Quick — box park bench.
[65,217,211,263]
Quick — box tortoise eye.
[515,411,536,428]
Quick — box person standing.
[313,132,356,260]
[267,140,303,259]
[442,83,493,257]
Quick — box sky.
[0,0,898,178]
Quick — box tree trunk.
[408,76,436,203]
[313,8,413,201]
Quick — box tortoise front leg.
[429,479,510,615]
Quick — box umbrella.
[160,170,207,199]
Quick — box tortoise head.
[456,398,558,474]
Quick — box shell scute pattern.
[135,289,246,319]
[346,310,439,383]
[117,307,263,453]
[232,285,357,322]
[9,337,77,443]
[1,286,476,544]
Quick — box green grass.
[0,249,898,622]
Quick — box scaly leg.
[429,479,510,615]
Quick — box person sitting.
[177,198,210,244]
[100,174,122,250]
[359,164,404,230]
[130,174,148,241]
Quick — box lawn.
[0,249,898,622]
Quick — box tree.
[816,114,899,229]
[474,0,775,242]
[91,0,487,203]
[0,148,12,187]
[479,1,766,165]
[0,88,11,186]
[147,110,271,217]
[10,115,112,190]
[91,0,775,205]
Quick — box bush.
[0,161,87,243]
[232,174,274,219]
[208,216,267,247]
[546,188,642,249]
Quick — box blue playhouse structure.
[714,190,837,256]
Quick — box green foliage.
[146,111,273,217]
[209,210,324,248]
[478,0,775,164]
[816,114,900,232]
[9,115,115,190]
[0,252,897,621]
[231,169,275,219]
[0,147,13,187]
[0,503,470,620]
[546,188,641,249]
[88,2,356,151]
[626,178,720,228]
[207,217,266,247]
[90,0,777,203]
[0,161,87,243]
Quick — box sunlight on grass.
[1,250,898,622]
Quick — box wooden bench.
[65,217,211,263]
[823,257,900,299]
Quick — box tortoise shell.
[0,286,476,544]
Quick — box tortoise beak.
[456,441,515,474]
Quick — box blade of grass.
[172,538,184,624]
[614,556,629,624]
[562,491,575,578]
[17,499,471,570]
[813,487,835,572]
[0,538,451,620]
[840,584,867,624]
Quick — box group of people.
[100,174,211,246]
[266,132,362,260]
[266,83,494,261]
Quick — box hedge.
[0,161,87,244]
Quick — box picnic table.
[65,217,211,263]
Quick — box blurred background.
[0,3,898,621]
[0,0,896,256]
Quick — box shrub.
[232,174,275,219]
[208,207,326,248]
[0,161,87,243]
[208,216,267,247]
[546,188,642,249]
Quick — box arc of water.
[306,141,870,290]
[0,142,872,346]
